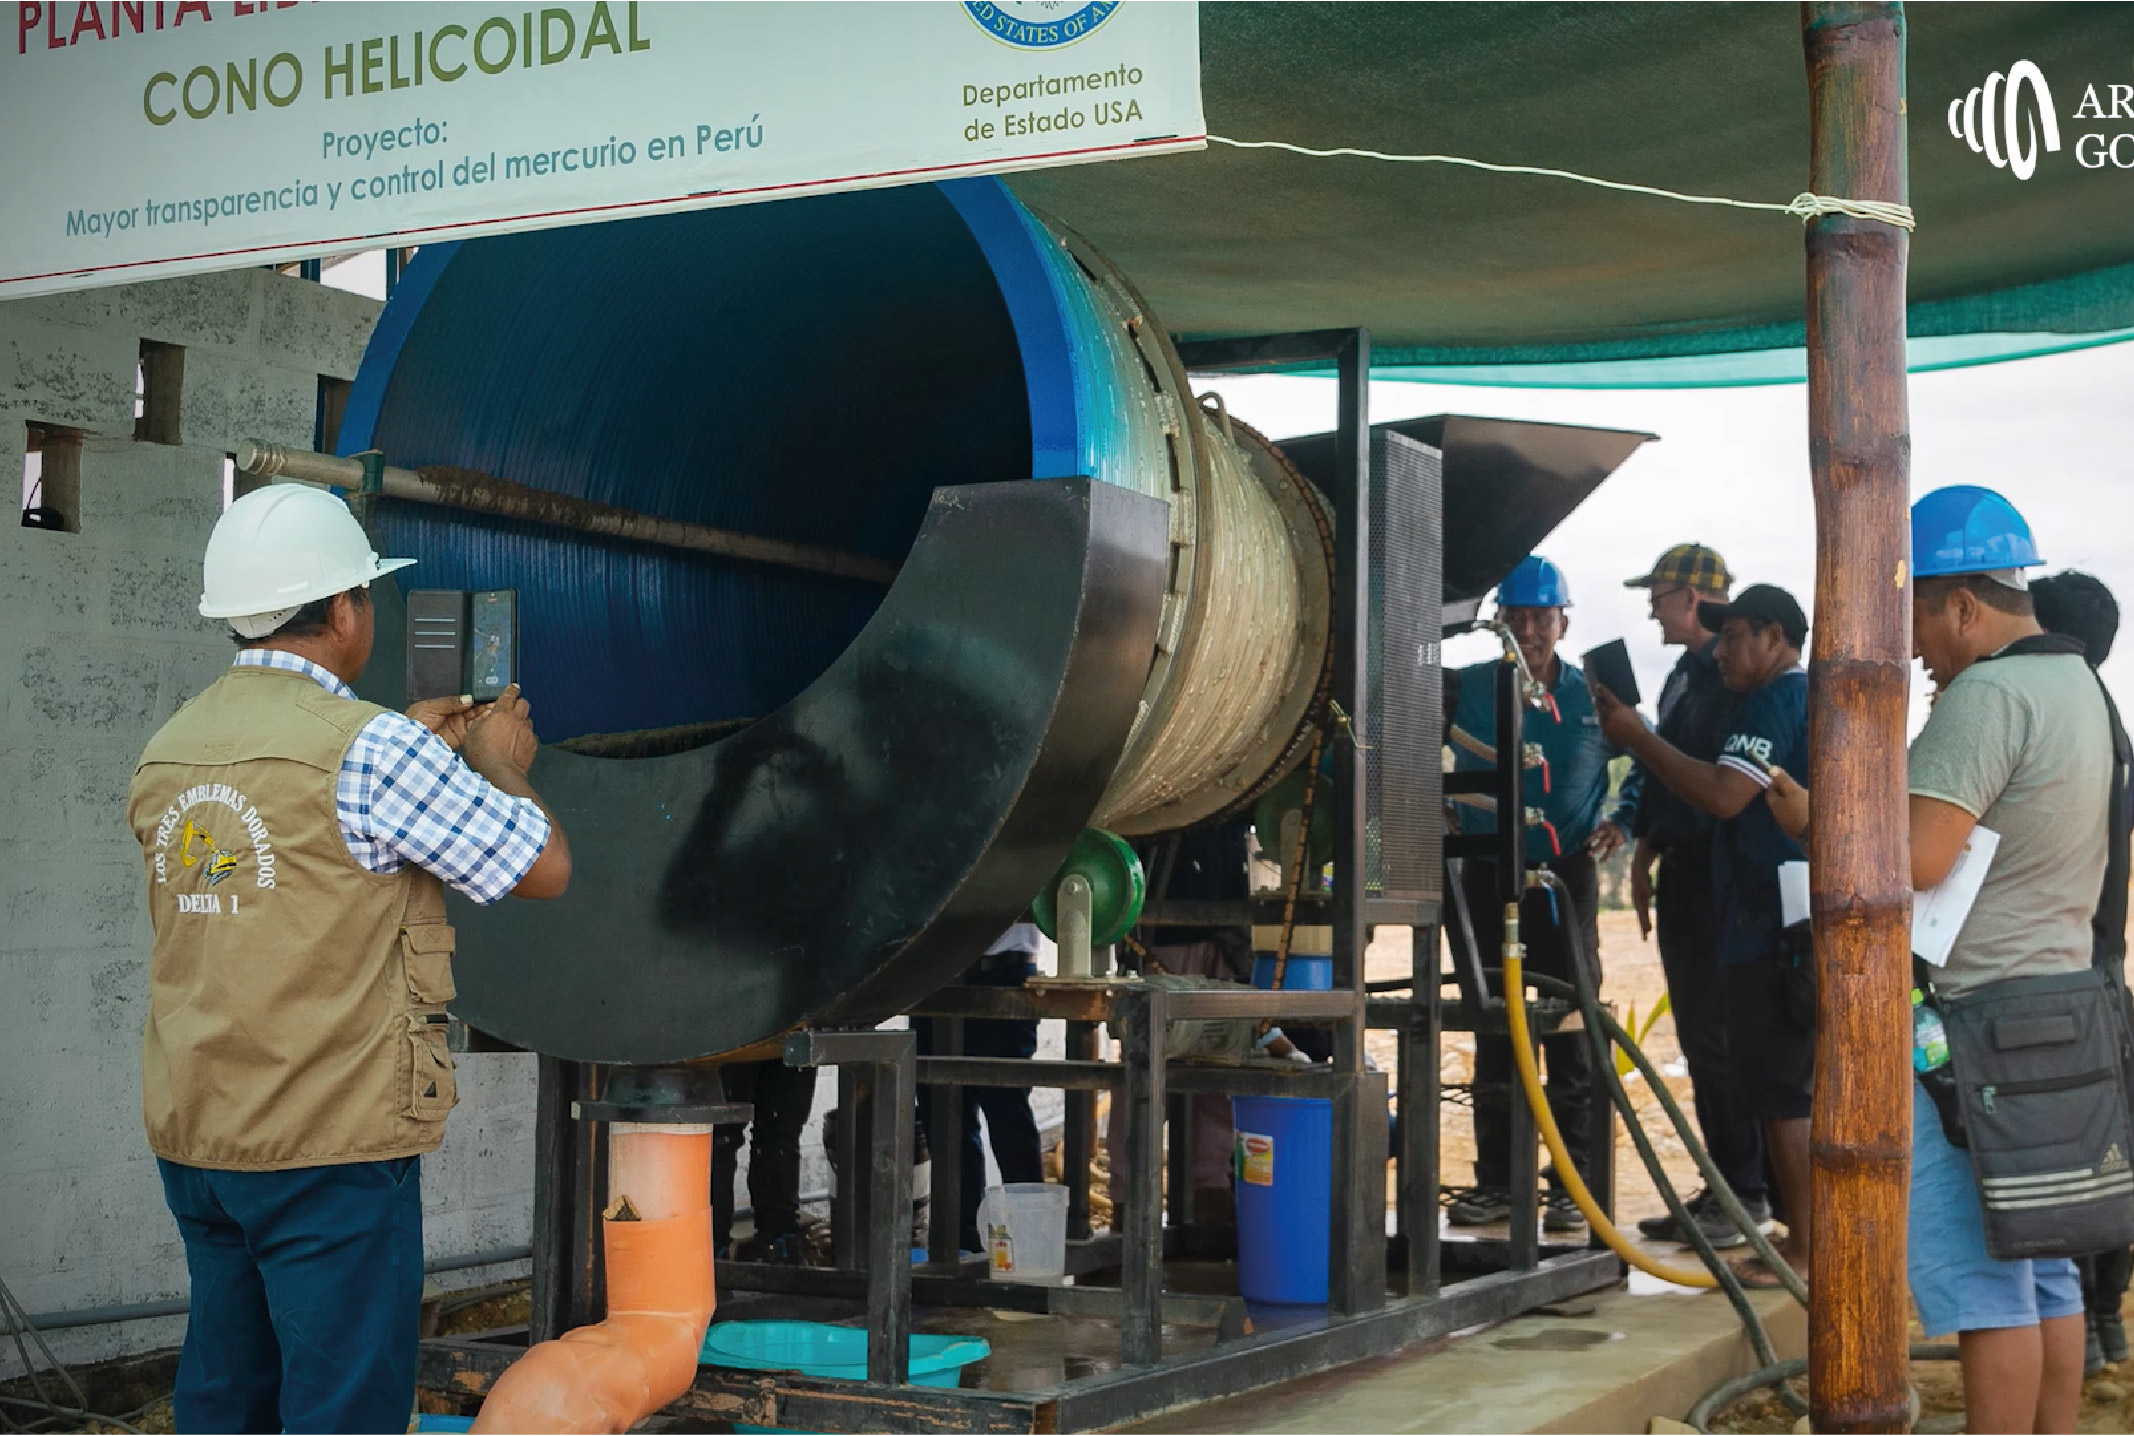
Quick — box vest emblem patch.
[180,821,242,886]
[150,781,280,892]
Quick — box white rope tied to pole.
[1205,135,1918,232]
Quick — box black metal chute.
[1278,414,1654,608]
[441,478,1169,1064]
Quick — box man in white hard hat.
[126,484,571,1434]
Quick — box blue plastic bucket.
[701,1321,990,1433]
[1234,954,1333,1305]
[1251,954,1333,991]
[412,1418,474,1434]
[1231,1094,1332,1304]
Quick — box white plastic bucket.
[978,1182,1069,1282]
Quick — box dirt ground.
[1710,1317,2134,1436]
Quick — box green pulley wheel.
[1031,828,1146,948]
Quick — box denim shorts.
[1909,1081,2084,1336]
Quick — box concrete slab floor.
[1125,1279,1805,1435]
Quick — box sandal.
[1728,1254,1805,1290]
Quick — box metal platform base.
[418,1250,1619,1433]
[420,980,1620,1433]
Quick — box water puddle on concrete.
[1491,1327,1627,1351]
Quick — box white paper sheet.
[1912,826,2000,968]
[1779,861,1811,928]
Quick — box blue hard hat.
[1497,555,1572,608]
[1911,485,2044,579]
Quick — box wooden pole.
[1801,4,1912,1431]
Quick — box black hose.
[1527,869,1818,1423]
[1686,1357,1806,1431]
[1522,962,1807,1307]
[0,1275,144,1435]
[1687,1346,1959,1432]
[1525,872,1959,1431]
[1523,872,1799,1409]
[1597,995,1808,1306]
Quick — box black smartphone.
[406,588,519,703]
[1580,638,1641,708]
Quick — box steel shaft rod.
[1801,5,1913,1430]
[235,440,899,587]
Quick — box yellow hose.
[1501,941,1717,1289]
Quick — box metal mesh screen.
[1365,430,1444,907]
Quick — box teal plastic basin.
[701,1320,990,1433]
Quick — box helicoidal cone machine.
[311,173,1650,1432]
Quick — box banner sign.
[0,1,1204,298]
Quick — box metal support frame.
[529,1057,604,1342]
[1397,919,1441,1294]
[784,1027,917,1386]
[1177,332,1604,1293]
[439,974,1590,1432]
[664,978,1392,1398]
[1116,986,1166,1364]
[1498,669,1539,1271]
[925,1015,964,1275]
[1062,1020,1098,1241]
[425,326,1619,1432]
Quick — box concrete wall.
[0,269,535,1375]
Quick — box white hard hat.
[199,484,414,628]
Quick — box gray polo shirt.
[1908,650,2112,996]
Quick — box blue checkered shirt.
[231,650,551,905]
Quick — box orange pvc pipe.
[472,1128,716,1434]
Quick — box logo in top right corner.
[1949,61,2061,179]
[1947,60,2134,176]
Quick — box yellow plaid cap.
[1624,543,1731,595]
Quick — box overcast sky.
[1199,342,2134,734]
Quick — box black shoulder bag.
[1922,635,2134,1260]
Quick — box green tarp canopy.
[1007,2,2134,383]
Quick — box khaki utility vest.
[128,665,459,1170]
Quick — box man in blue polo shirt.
[1596,583,1813,1284]
[1445,556,1632,1232]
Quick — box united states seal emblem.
[964,1,1120,50]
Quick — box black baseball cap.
[1699,583,1808,646]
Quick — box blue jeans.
[157,1156,424,1434]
